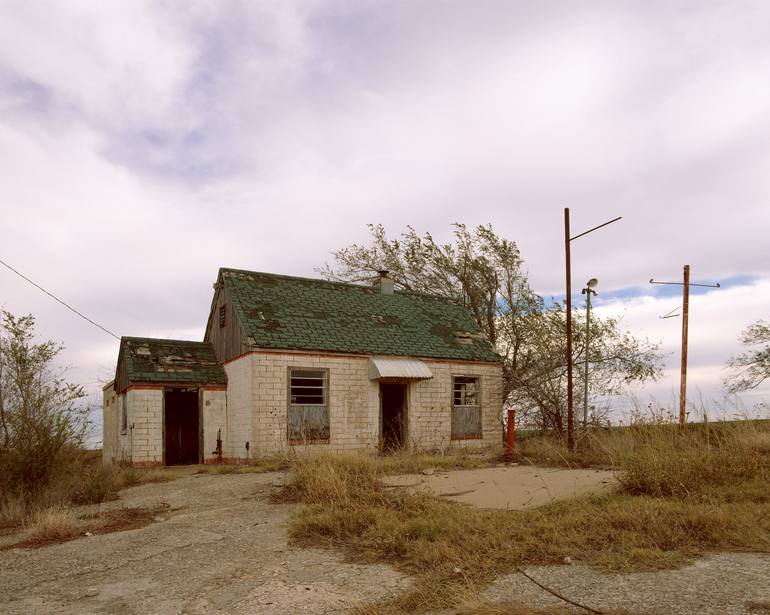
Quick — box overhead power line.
[0,257,120,340]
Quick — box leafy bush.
[0,312,89,494]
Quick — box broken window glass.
[451,376,481,439]
[288,368,329,442]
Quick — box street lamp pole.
[582,279,598,429]
[564,209,621,451]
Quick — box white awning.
[368,357,433,381]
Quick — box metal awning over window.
[368,357,433,381]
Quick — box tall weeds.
[280,422,770,614]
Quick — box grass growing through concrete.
[277,422,770,614]
[2,503,170,550]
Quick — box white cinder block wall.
[410,361,503,451]
[222,351,502,459]
[102,387,164,467]
[101,386,118,465]
[202,388,227,463]
[103,353,503,466]
[224,355,254,462]
[126,388,164,466]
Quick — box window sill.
[451,434,483,441]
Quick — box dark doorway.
[164,389,200,465]
[380,383,407,451]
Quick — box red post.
[506,408,516,460]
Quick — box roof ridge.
[121,336,210,345]
[218,267,463,304]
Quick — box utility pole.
[564,209,621,451]
[650,266,720,430]
[582,279,598,429]
[564,209,574,449]
[679,265,690,430]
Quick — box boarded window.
[219,305,227,328]
[120,395,128,433]
[288,368,329,443]
[451,376,481,440]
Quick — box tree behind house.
[320,224,662,433]
[0,311,88,492]
[725,320,770,394]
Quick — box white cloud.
[594,279,770,415]
[1,0,769,435]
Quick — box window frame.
[451,375,482,440]
[287,367,330,444]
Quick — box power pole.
[679,265,690,430]
[650,266,720,430]
[564,209,574,449]
[564,209,621,451]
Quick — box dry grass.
[194,458,292,475]
[2,503,169,550]
[376,449,498,475]
[516,419,770,475]
[23,505,82,543]
[277,423,770,614]
[0,461,181,530]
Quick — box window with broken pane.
[451,376,481,439]
[288,368,329,443]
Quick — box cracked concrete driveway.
[2,470,769,615]
[0,472,410,615]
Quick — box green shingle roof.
[120,337,227,386]
[220,268,500,362]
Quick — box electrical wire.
[0,257,119,340]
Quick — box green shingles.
[220,268,500,362]
[121,337,226,387]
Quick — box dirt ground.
[383,465,616,509]
[1,468,768,615]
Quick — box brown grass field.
[276,420,770,614]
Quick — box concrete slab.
[481,552,770,615]
[383,465,616,510]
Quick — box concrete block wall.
[101,387,118,465]
[102,389,136,465]
[202,388,227,463]
[409,361,503,451]
[101,353,503,466]
[245,352,379,457]
[234,351,502,457]
[126,388,164,466]
[224,355,253,462]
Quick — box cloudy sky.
[1,1,769,439]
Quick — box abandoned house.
[102,268,503,466]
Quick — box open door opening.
[380,383,407,452]
[164,389,200,465]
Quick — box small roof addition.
[368,357,433,381]
[114,337,226,393]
